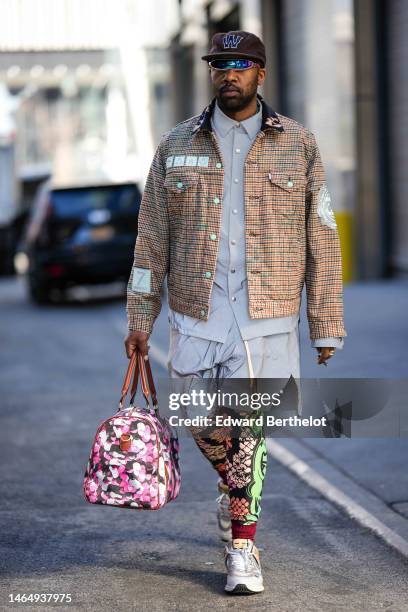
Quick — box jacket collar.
[192,92,284,135]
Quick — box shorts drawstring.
[243,339,255,383]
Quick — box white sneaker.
[224,538,264,594]
[216,478,232,542]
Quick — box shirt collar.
[192,92,284,135]
[211,98,262,139]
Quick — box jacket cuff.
[311,337,344,350]
[309,319,347,339]
[127,313,154,335]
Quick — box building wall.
[278,0,356,281]
[0,0,119,51]
[387,0,408,275]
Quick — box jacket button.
[213,197,220,204]
[287,180,293,187]
[216,162,222,169]
[204,271,212,278]
[177,181,183,188]
[200,309,206,316]
[209,233,217,241]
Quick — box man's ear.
[257,67,266,86]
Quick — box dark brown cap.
[202,31,266,67]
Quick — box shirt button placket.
[229,130,241,307]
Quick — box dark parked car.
[21,179,141,303]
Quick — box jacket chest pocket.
[262,170,306,220]
[164,171,200,216]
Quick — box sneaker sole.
[225,576,264,594]
[225,583,264,595]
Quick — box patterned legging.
[188,405,267,524]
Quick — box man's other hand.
[124,330,150,360]
[316,347,335,366]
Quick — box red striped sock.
[231,520,257,541]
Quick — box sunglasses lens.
[210,59,254,70]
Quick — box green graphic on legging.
[244,438,267,524]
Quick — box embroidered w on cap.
[223,34,243,48]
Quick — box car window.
[50,185,140,217]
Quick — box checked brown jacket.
[126,93,347,341]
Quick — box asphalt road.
[1,277,408,612]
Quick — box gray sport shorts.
[167,314,300,379]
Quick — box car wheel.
[28,277,52,305]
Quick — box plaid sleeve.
[304,130,347,340]
[126,135,170,334]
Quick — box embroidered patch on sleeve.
[185,155,197,166]
[131,267,152,293]
[166,156,174,168]
[317,184,337,229]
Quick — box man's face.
[209,60,266,113]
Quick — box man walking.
[125,31,347,595]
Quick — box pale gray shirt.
[168,99,343,350]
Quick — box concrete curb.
[266,438,408,560]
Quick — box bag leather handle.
[118,349,158,410]
[139,353,158,405]
[131,351,149,406]
[130,351,158,408]
[119,350,138,409]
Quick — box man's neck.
[216,96,259,122]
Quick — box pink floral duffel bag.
[83,349,181,510]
